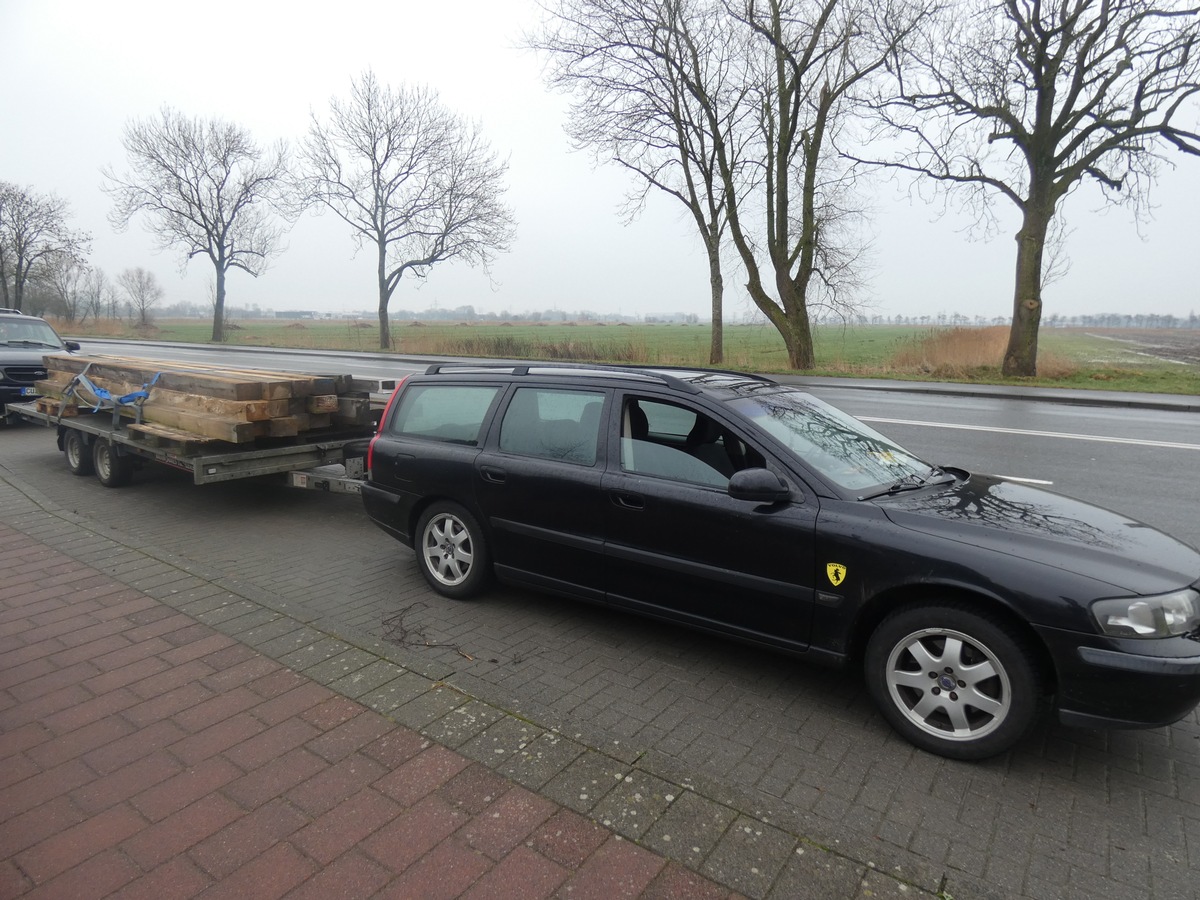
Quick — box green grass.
[58,318,1200,395]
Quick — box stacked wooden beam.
[35,354,385,444]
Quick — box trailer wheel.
[63,430,95,476]
[93,440,133,488]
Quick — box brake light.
[368,376,407,474]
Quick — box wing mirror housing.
[728,468,790,503]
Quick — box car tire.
[865,603,1040,760]
[63,430,95,476]
[415,502,490,599]
[92,440,133,488]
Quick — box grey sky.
[3,0,1198,321]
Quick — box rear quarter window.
[388,384,500,446]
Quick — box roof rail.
[420,361,777,395]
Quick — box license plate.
[19,387,39,396]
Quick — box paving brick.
[0,720,51,760]
[83,718,189,775]
[71,749,184,815]
[223,718,321,770]
[292,787,403,865]
[170,711,265,766]
[380,836,492,900]
[250,682,333,726]
[14,804,146,884]
[281,852,393,900]
[8,660,100,703]
[305,709,394,763]
[642,862,735,900]
[360,728,430,769]
[189,797,309,879]
[0,759,95,818]
[123,681,215,728]
[122,794,244,870]
[222,747,328,809]
[0,794,86,856]
[559,836,669,900]
[26,713,136,770]
[0,751,40,790]
[128,659,217,700]
[361,793,471,873]
[461,784,557,860]
[22,848,141,900]
[193,840,315,900]
[132,756,244,822]
[284,752,390,818]
[171,686,263,733]
[439,762,516,816]
[41,685,138,736]
[374,744,473,807]
[529,809,611,869]
[107,855,213,900]
[467,847,574,900]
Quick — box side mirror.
[728,468,790,503]
[64,340,81,352]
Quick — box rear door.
[474,385,611,601]
[601,393,817,649]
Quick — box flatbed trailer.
[9,401,371,493]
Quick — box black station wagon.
[361,364,1200,759]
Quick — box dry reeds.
[889,326,1076,379]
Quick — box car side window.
[499,388,605,465]
[620,398,763,487]
[388,384,500,446]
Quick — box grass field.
[54,317,1200,395]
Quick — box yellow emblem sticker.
[826,563,847,587]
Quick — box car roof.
[421,362,784,400]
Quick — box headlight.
[1092,589,1200,638]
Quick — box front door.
[602,394,817,649]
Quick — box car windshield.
[0,319,63,348]
[729,389,931,492]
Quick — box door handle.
[479,466,507,484]
[610,491,644,510]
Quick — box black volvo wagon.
[362,364,1200,759]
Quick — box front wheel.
[63,430,94,476]
[93,440,133,488]
[865,603,1040,760]
[415,502,490,599]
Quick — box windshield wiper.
[857,466,956,501]
[4,339,60,348]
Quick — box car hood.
[0,346,56,366]
[880,474,1200,595]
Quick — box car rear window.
[388,384,500,446]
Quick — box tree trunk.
[707,239,724,366]
[1002,205,1051,377]
[211,265,226,342]
[377,245,391,351]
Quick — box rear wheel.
[63,430,94,476]
[865,603,1040,760]
[93,440,133,488]
[415,502,489,599]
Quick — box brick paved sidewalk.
[0,525,738,899]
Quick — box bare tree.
[866,0,1200,376]
[103,108,291,342]
[117,267,164,327]
[531,0,738,364]
[44,255,90,323]
[80,267,114,323]
[0,182,90,312]
[709,0,925,369]
[296,71,516,350]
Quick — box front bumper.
[1035,624,1200,729]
